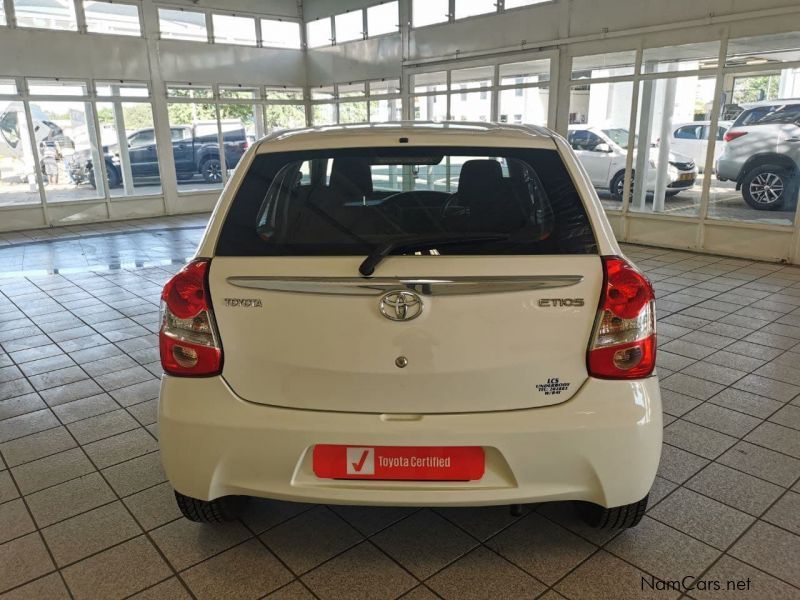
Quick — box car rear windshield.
[215,146,597,257]
[734,104,800,126]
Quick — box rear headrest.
[329,157,373,198]
[457,160,504,196]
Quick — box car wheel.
[578,495,648,529]
[200,158,223,184]
[741,165,795,211]
[610,171,632,202]
[174,490,248,523]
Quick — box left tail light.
[159,259,223,376]
[587,256,656,379]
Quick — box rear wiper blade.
[358,234,509,277]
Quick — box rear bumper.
[158,375,662,509]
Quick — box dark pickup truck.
[70,120,248,187]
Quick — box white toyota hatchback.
[158,122,662,529]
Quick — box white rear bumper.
[158,375,661,509]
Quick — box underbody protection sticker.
[536,377,570,396]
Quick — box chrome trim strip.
[226,275,584,296]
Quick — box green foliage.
[732,74,780,104]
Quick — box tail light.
[587,256,656,379]
[723,131,747,142]
[159,259,223,376]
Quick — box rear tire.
[200,157,223,184]
[174,490,248,523]
[741,164,796,211]
[578,495,648,529]
[610,170,631,202]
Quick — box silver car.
[716,99,800,211]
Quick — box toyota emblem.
[379,290,423,322]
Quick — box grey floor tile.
[0,572,70,600]
[302,542,417,600]
[733,374,800,402]
[25,472,116,528]
[127,399,158,426]
[11,447,95,495]
[39,379,104,407]
[0,393,46,422]
[102,451,165,497]
[331,505,417,537]
[264,581,316,600]
[150,518,251,571]
[433,505,528,541]
[128,577,192,600]
[240,498,315,535]
[704,350,765,373]
[657,443,710,484]
[0,471,18,504]
[67,408,139,445]
[0,533,55,594]
[51,393,118,424]
[0,498,35,544]
[262,506,364,575]
[687,555,799,600]
[426,546,546,600]
[768,404,800,430]
[762,491,800,535]
[61,535,172,600]
[708,387,784,419]
[42,501,142,567]
[82,427,157,469]
[686,462,784,516]
[606,517,719,581]
[486,512,595,585]
[729,521,800,587]
[745,422,800,459]
[725,341,784,361]
[660,340,716,361]
[0,379,35,404]
[661,373,725,401]
[94,366,154,392]
[109,379,161,406]
[647,487,754,549]
[660,390,702,418]
[683,403,761,438]
[28,366,89,392]
[556,550,678,600]
[663,420,737,459]
[123,482,182,531]
[0,426,76,467]
[717,441,800,487]
[182,539,293,600]
[17,355,75,378]
[681,362,747,386]
[371,509,477,580]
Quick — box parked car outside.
[669,120,733,172]
[70,119,249,188]
[158,122,662,530]
[568,125,698,201]
[716,99,800,210]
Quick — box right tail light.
[587,256,656,379]
[723,131,747,142]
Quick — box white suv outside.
[568,125,698,200]
[158,122,662,529]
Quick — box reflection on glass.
[369,98,402,122]
[35,100,105,202]
[338,82,366,98]
[167,102,224,191]
[641,42,720,74]
[568,81,634,211]
[369,79,401,95]
[212,14,256,46]
[367,2,398,36]
[726,32,800,66]
[339,102,368,124]
[306,18,331,48]
[158,8,207,42]
[83,1,141,36]
[265,87,304,101]
[571,50,636,79]
[14,0,77,30]
[0,101,42,207]
[631,76,710,216]
[413,95,447,121]
[219,104,258,172]
[312,104,336,125]
[265,104,306,132]
[412,71,447,94]
[450,91,491,122]
[335,11,363,43]
[94,101,162,198]
[499,86,548,126]
[500,59,550,85]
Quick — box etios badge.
[379,290,423,322]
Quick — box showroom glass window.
[14,0,77,30]
[412,0,448,28]
[368,79,402,122]
[83,1,141,37]
[338,82,367,123]
[306,18,331,48]
[95,82,161,198]
[311,85,336,125]
[499,59,550,126]
[260,19,301,49]
[158,8,207,42]
[213,14,256,46]
[27,79,106,203]
[505,0,551,8]
[265,87,306,132]
[455,0,495,20]
[569,50,637,213]
[449,66,493,122]
[367,2,398,36]
[335,10,363,43]
[0,78,43,208]
[412,71,447,121]
[0,3,5,25]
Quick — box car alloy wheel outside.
[203,159,222,184]
[748,171,785,206]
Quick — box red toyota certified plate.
[313,445,485,481]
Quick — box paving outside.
[0,216,799,599]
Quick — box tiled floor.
[1,218,800,599]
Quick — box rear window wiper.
[359,233,510,277]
